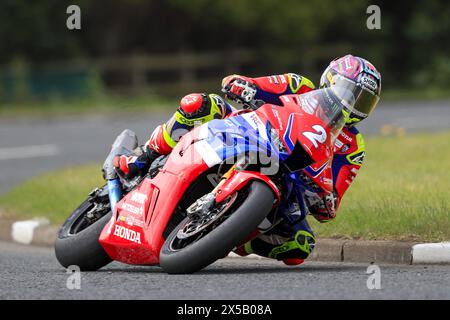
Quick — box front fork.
[279,173,308,225]
[107,178,123,211]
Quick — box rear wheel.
[55,186,113,271]
[160,181,275,274]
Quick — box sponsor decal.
[361,75,378,92]
[177,116,207,126]
[127,216,136,227]
[119,215,144,227]
[340,131,353,142]
[113,225,141,244]
[341,144,350,153]
[241,112,268,140]
[334,139,344,148]
[272,107,283,130]
[122,203,141,215]
[130,192,147,204]
[249,113,262,127]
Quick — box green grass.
[0,131,449,241]
[0,164,104,223]
[309,130,450,242]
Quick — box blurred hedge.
[0,0,448,94]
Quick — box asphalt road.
[0,112,169,194]
[0,100,449,194]
[0,241,449,299]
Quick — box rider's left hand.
[222,77,257,104]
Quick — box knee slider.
[268,230,316,260]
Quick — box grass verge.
[0,131,449,241]
[309,130,450,242]
[0,164,104,224]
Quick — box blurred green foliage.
[0,0,448,101]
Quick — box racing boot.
[235,230,316,266]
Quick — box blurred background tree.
[0,0,448,104]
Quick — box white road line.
[0,144,60,160]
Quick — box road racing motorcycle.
[55,84,353,274]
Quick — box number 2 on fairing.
[302,125,327,148]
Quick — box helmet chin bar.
[342,109,365,126]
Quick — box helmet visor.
[330,75,379,119]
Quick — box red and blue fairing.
[99,87,348,266]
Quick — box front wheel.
[55,186,113,271]
[160,181,275,274]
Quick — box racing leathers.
[114,73,366,265]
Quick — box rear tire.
[55,197,112,271]
[160,181,275,274]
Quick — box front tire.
[55,189,113,271]
[160,181,275,274]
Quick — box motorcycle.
[55,86,348,274]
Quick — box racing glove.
[113,145,160,180]
[222,75,257,104]
[306,190,338,223]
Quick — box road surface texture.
[0,241,449,299]
[0,101,449,194]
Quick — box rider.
[114,54,382,265]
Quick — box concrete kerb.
[342,240,416,265]
[0,218,57,246]
[412,242,450,264]
[0,218,448,264]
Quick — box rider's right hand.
[113,155,140,180]
[113,145,162,180]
